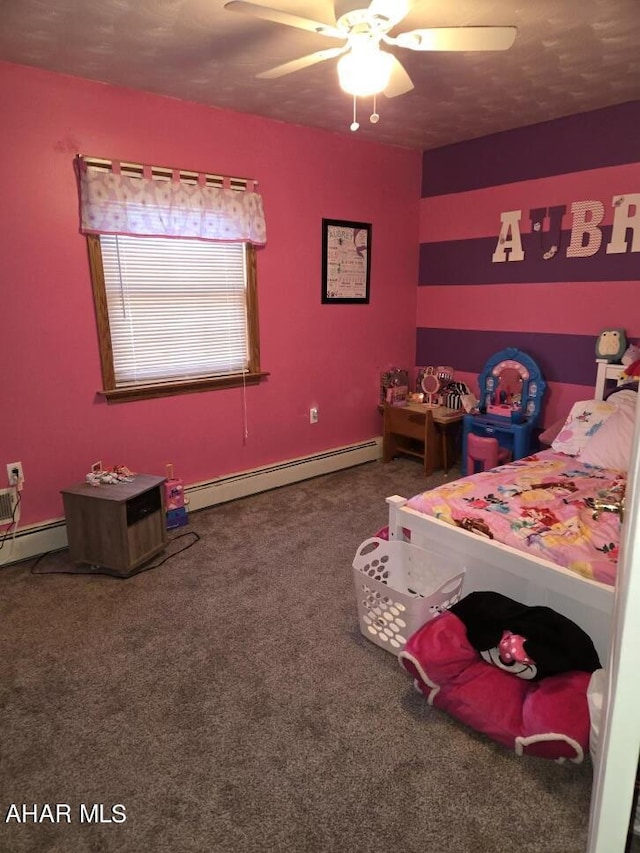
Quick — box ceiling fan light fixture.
[226,1,518,132]
[337,46,393,97]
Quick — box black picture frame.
[321,218,371,304]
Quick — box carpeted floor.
[0,458,618,852]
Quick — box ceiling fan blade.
[367,0,414,28]
[389,26,517,52]
[256,46,347,79]
[382,55,414,98]
[224,1,343,39]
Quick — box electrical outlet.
[6,462,24,487]
[309,407,319,424]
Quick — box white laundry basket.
[352,537,465,656]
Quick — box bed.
[385,359,632,665]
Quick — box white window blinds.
[100,235,249,386]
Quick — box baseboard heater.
[186,438,382,512]
[1,438,382,566]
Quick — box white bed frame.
[386,359,625,664]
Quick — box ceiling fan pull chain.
[370,93,380,124]
[350,95,360,132]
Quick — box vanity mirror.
[462,348,547,474]
[479,349,545,424]
[419,365,454,408]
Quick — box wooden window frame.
[86,235,268,403]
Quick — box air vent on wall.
[0,487,17,524]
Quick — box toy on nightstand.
[595,328,627,363]
[462,348,546,474]
[621,342,640,366]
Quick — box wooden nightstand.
[61,474,168,576]
[382,404,464,476]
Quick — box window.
[77,154,267,403]
[88,235,264,402]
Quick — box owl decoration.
[595,329,627,362]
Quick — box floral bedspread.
[406,450,625,587]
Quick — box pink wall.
[0,61,421,527]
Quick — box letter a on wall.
[492,210,525,263]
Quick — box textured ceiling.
[1,0,639,150]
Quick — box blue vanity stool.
[462,348,546,475]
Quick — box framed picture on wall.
[321,218,371,304]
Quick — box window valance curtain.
[75,156,266,245]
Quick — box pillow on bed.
[578,390,636,471]
[606,387,638,407]
[607,380,640,398]
[551,399,616,456]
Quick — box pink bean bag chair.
[399,592,601,763]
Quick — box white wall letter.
[492,210,524,262]
[607,193,640,254]
[566,200,604,257]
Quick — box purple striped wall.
[417,102,640,422]
[418,227,637,286]
[422,101,640,197]
[415,329,618,387]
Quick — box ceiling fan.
[224,0,516,128]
